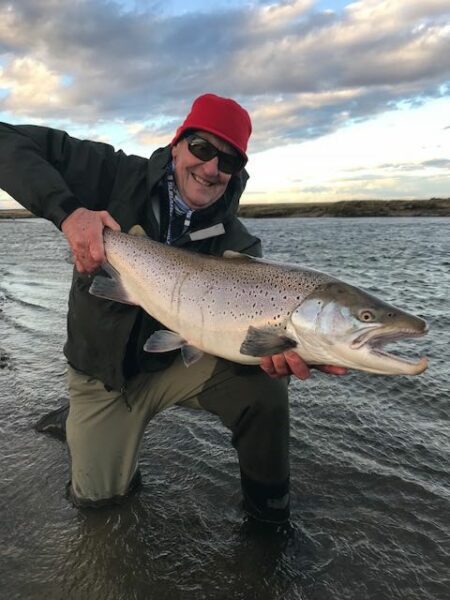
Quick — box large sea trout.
[89,230,428,375]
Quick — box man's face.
[171,131,235,210]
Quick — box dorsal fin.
[128,224,147,237]
[223,250,253,260]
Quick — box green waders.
[66,354,290,523]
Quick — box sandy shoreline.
[0,198,449,219]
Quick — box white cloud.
[245,97,450,202]
[0,0,449,203]
[126,122,174,148]
[0,0,448,137]
[257,0,315,28]
[0,57,67,113]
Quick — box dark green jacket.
[0,123,262,390]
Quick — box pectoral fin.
[89,267,138,305]
[240,326,297,357]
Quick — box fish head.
[287,281,428,375]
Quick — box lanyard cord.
[166,172,194,245]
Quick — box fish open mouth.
[351,327,428,372]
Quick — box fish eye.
[359,310,375,322]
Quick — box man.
[0,93,345,523]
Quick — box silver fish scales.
[89,230,428,375]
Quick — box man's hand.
[61,208,121,273]
[260,351,347,380]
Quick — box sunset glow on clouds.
[0,0,449,207]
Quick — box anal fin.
[181,345,204,366]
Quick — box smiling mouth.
[192,173,215,187]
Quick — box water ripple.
[1,217,449,600]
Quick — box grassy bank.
[0,208,34,219]
[1,198,449,220]
[238,198,450,218]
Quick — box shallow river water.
[0,217,448,600]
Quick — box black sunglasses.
[186,135,246,175]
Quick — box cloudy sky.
[0,0,449,208]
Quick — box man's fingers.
[260,355,290,378]
[260,353,310,379]
[284,351,311,380]
[261,351,348,381]
[271,353,291,377]
[314,364,348,376]
[100,211,121,231]
[73,251,98,273]
[61,208,116,273]
[89,234,106,264]
[260,356,277,378]
[72,237,103,272]
[74,256,86,273]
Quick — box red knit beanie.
[171,93,252,161]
